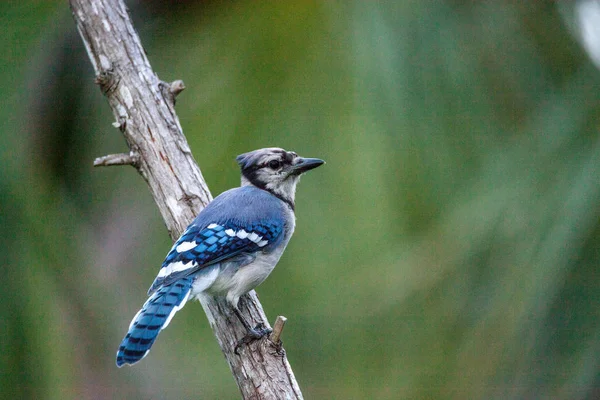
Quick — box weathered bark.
[69,1,303,398]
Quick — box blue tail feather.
[116,277,194,367]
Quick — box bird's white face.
[237,147,324,206]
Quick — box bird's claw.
[234,323,273,355]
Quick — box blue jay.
[116,148,324,366]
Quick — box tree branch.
[270,316,288,345]
[69,1,303,398]
[93,151,139,167]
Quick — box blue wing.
[147,221,283,294]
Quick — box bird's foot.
[234,323,273,355]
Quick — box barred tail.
[116,277,194,367]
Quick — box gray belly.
[195,206,296,306]
[205,248,286,306]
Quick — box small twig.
[270,315,287,344]
[170,80,185,97]
[93,151,139,167]
[159,80,186,106]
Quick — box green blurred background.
[2,1,600,399]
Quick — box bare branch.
[69,0,303,398]
[170,80,186,97]
[270,315,288,344]
[93,152,138,167]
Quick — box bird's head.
[236,147,324,208]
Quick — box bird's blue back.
[149,186,289,292]
[116,186,290,366]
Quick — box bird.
[116,147,324,366]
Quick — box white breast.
[195,206,296,307]
[229,250,284,304]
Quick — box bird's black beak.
[289,157,325,175]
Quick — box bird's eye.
[267,160,281,169]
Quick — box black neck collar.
[244,174,295,211]
[257,183,295,211]
[268,189,295,211]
